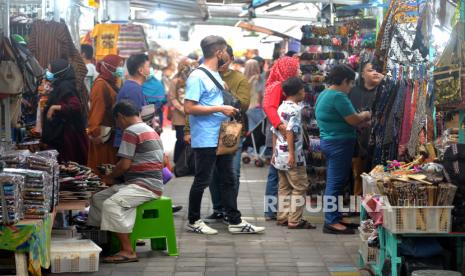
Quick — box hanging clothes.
[117,24,148,59]
[91,24,121,61]
[28,20,89,112]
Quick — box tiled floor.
[52,129,364,276]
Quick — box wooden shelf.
[55,201,89,211]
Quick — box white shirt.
[272,100,306,171]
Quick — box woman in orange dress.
[87,55,123,174]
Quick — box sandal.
[288,220,317,229]
[276,220,288,226]
[103,254,139,264]
[322,224,355,235]
[340,221,359,229]
[265,216,277,221]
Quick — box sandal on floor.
[322,224,355,235]
[265,216,277,221]
[288,220,317,229]
[276,220,288,226]
[340,221,359,229]
[103,254,139,264]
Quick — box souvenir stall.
[358,0,465,274]
[0,2,105,275]
[300,16,377,197]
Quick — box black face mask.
[218,56,227,68]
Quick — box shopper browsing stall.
[81,44,98,93]
[349,60,384,196]
[315,65,371,235]
[262,56,301,221]
[114,54,150,147]
[272,77,316,230]
[87,55,124,174]
[42,59,89,164]
[87,101,164,263]
[170,58,194,164]
[184,35,264,235]
[244,59,263,110]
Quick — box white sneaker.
[228,219,266,234]
[185,220,218,235]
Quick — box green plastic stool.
[111,196,178,256]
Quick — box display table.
[0,214,53,276]
[359,206,465,276]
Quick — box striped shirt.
[118,122,164,195]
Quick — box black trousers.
[188,148,241,225]
[173,126,185,164]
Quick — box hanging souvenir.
[434,22,465,110]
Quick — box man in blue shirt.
[114,54,149,148]
[184,35,265,235]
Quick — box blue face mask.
[45,70,55,82]
[45,65,70,82]
[115,67,124,78]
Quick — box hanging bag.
[0,38,23,95]
[197,67,243,155]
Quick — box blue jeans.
[321,139,355,225]
[264,163,278,218]
[209,138,244,213]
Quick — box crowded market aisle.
[51,128,361,276]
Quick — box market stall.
[357,0,465,273]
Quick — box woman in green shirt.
[315,65,371,235]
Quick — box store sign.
[89,0,100,8]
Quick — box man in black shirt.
[349,61,384,196]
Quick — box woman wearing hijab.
[42,59,89,164]
[87,55,124,173]
[244,59,262,109]
[262,56,301,221]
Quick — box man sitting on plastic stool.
[87,100,164,263]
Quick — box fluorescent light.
[153,10,168,22]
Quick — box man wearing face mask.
[349,60,384,196]
[202,44,250,223]
[184,35,265,235]
[142,66,167,128]
[114,54,150,148]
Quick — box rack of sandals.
[300,16,378,198]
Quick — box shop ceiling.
[131,0,363,26]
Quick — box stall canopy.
[131,0,363,26]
